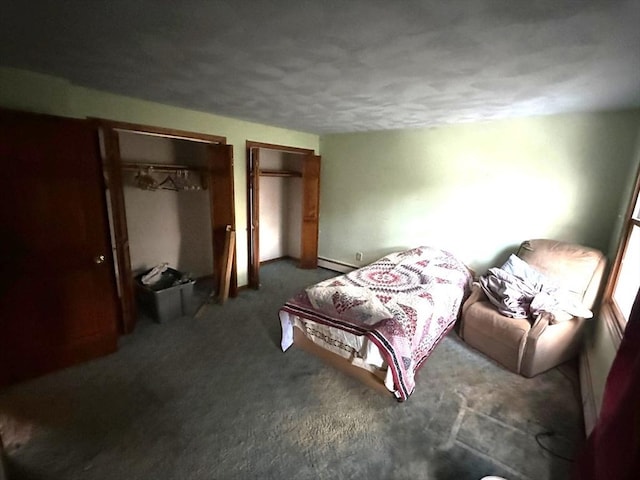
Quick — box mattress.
[279,246,473,401]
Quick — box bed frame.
[292,325,393,397]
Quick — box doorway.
[246,141,321,289]
[100,120,237,333]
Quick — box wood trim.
[91,118,227,144]
[299,154,321,269]
[247,147,260,289]
[246,140,314,155]
[102,127,137,334]
[209,144,238,297]
[219,226,235,304]
[603,159,640,301]
[600,302,624,349]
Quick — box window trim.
[602,158,640,336]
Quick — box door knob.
[94,255,106,264]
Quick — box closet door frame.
[97,119,234,333]
[245,141,319,289]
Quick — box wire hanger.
[158,174,180,191]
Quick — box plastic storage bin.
[135,267,196,323]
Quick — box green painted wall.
[320,111,640,272]
[3,66,639,286]
[320,111,640,425]
[0,67,319,286]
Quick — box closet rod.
[259,169,302,178]
[121,162,209,173]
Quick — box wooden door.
[0,110,120,386]
[300,154,321,269]
[101,128,136,333]
[247,147,260,288]
[209,143,238,297]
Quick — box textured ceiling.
[1,0,639,134]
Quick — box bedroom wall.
[0,66,319,286]
[319,110,640,273]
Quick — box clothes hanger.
[158,173,180,191]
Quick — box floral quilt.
[280,246,472,401]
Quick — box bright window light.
[612,225,640,321]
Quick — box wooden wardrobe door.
[102,127,136,333]
[209,143,238,297]
[0,110,120,386]
[247,147,261,288]
[300,154,321,269]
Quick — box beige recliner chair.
[458,239,606,377]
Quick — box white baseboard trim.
[579,304,624,436]
[579,349,598,436]
[317,257,357,273]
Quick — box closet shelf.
[259,169,302,178]
[123,162,209,191]
[121,162,209,173]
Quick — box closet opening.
[246,141,321,289]
[99,120,236,333]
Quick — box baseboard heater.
[317,256,357,273]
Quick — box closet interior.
[258,149,303,263]
[102,121,236,333]
[247,142,321,289]
[119,131,213,281]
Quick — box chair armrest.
[462,284,485,317]
[458,284,487,339]
[526,313,550,341]
[521,314,585,377]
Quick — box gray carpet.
[0,259,584,480]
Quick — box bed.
[279,246,473,401]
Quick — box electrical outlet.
[355,252,363,261]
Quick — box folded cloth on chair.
[479,254,592,321]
